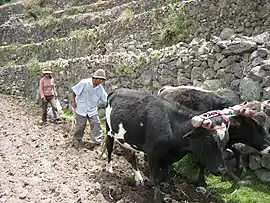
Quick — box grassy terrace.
[0,4,176,66]
[0,0,166,45]
[51,0,131,18]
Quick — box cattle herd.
[102,86,270,203]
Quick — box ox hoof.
[234,167,246,178]
[144,180,154,188]
[126,179,144,187]
[189,180,207,188]
[135,180,145,187]
[106,166,113,174]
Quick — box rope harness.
[192,101,270,130]
[232,101,270,118]
[193,110,231,131]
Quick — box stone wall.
[0,32,269,106]
[0,2,24,25]
[226,143,270,184]
[1,0,270,46]
[0,0,167,45]
[185,0,270,40]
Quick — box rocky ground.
[0,94,223,203]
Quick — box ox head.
[261,100,270,116]
[184,110,231,175]
[229,101,270,155]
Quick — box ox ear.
[191,116,204,127]
[262,100,270,116]
[251,112,267,126]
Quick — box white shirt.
[71,78,108,117]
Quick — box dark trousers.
[74,113,102,144]
[42,95,57,122]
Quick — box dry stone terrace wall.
[0,3,169,66]
[0,32,270,106]
[0,2,24,25]
[51,0,132,18]
[0,0,167,45]
[1,0,270,46]
[42,0,100,9]
[184,0,270,39]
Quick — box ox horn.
[191,116,204,127]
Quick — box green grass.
[174,155,270,203]
[0,0,11,5]
[61,108,73,120]
[207,172,270,203]
[156,3,189,45]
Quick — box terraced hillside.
[1,0,269,104]
[1,0,270,202]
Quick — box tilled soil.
[0,94,223,203]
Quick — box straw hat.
[92,69,106,80]
[42,67,52,74]
[42,70,52,74]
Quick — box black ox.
[105,88,231,203]
[158,85,270,176]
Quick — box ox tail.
[99,91,115,159]
[99,109,113,159]
[106,91,115,103]
[99,136,107,159]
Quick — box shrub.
[26,57,41,76]
[118,8,133,24]
[25,6,54,21]
[156,4,189,45]
[115,57,133,76]
[173,154,199,180]
[0,0,11,6]
[23,0,45,9]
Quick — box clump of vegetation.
[0,0,11,6]
[25,6,54,21]
[173,154,199,180]
[250,87,262,101]
[41,59,69,72]
[118,8,133,24]
[150,50,161,59]
[61,108,73,120]
[68,28,96,41]
[136,54,147,68]
[115,54,146,76]
[23,0,45,9]
[26,57,41,76]
[115,57,133,76]
[23,0,56,25]
[57,0,109,16]
[156,4,189,45]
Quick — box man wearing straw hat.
[39,69,59,123]
[71,68,108,148]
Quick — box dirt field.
[0,94,223,203]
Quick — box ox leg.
[106,135,114,173]
[196,164,207,187]
[231,148,245,177]
[148,157,165,203]
[123,149,144,186]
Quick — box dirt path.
[0,94,222,203]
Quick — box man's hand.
[42,97,47,102]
